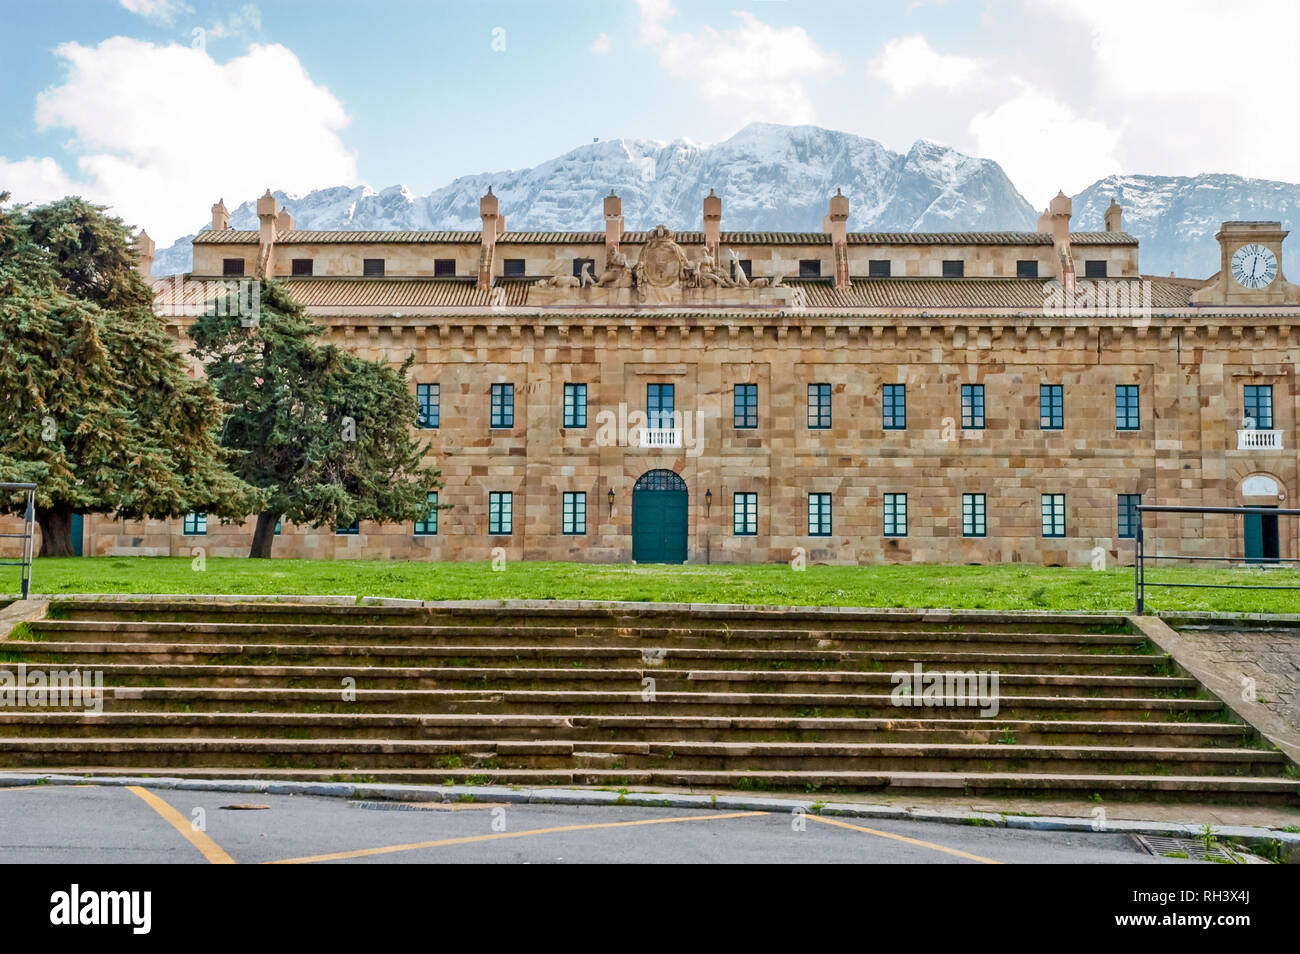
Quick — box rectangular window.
[222,258,244,277]
[363,258,385,277]
[868,259,891,278]
[733,492,757,536]
[336,520,359,535]
[942,259,965,278]
[572,258,595,280]
[563,383,587,428]
[291,258,313,277]
[799,259,822,278]
[961,384,985,429]
[1016,260,1039,279]
[730,259,752,282]
[882,384,906,430]
[647,383,675,429]
[1115,385,1140,430]
[1118,494,1141,540]
[733,383,758,429]
[1085,260,1108,278]
[562,491,586,535]
[414,492,439,535]
[808,493,832,536]
[434,258,456,277]
[182,512,206,535]
[1041,493,1066,537]
[1244,385,1274,429]
[1040,384,1064,429]
[883,493,907,537]
[416,383,439,429]
[488,492,512,535]
[490,383,514,428]
[502,258,525,277]
[962,494,986,537]
[808,383,832,429]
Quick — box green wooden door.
[70,513,84,557]
[632,470,688,564]
[1244,508,1279,563]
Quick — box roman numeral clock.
[1230,243,1277,289]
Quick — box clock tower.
[1193,220,1300,305]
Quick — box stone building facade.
[29,189,1300,565]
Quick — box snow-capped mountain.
[1071,173,1300,279]
[153,122,1300,281]
[152,123,1037,275]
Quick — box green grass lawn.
[7,557,1300,614]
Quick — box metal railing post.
[21,489,34,600]
[1134,507,1144,615]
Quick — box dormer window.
[222,258,244,277]
[572,257,595,279]
[291,258,313,277]
[798,259,822,278]
[363,258,385,277]
[503,259,525,277]
[868,260,891,278]
[434,258,455,277]
[1016,260,1038,279]
[1085,260,1107,278]
[942,260,964,278]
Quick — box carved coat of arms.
[635,225,689,288]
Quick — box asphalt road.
[0,783,1198,864]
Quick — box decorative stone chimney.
[276,207,295,232]
[702,189,721,255]
[256,189,278,277]
[478,186,504,289]
[826,189,851,290]
[211,198,229,231]
[604,190,623,251]
[134,229,155,279]
[1104,198,1122,233]
[1047,190,1072,280]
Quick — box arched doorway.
[632,469,688,564]
[1240,473,1283,563]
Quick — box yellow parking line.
[806,813,1003,864]
[127,786,236,865]
[268,809,766,864]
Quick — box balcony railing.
[1237,429,1283,450]
[638,427,683,449]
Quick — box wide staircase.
[1,600,1296,803]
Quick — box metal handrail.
[0,483,37,599]
[1135,503,1300,613]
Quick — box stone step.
[13,765,1294,802]
[37,685,1226,719]
[0,661,1203,697]
[2,640,1170,675]
[26,619,1146,652]
[0,737,1284,776]
[0,711,1253,747]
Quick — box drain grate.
[1132,834,1242,863]
[350,800,442,813]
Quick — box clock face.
[1230,243,1277,289]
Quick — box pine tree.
[190,280,440,558]
[0,195,261,556]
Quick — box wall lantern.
[705,489,713,515]
[607,488,615,516]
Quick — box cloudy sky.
[2,0,1292,245]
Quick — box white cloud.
[119,0,192,22]
[589,33,611,54]
[4,37,358,245]
[869,34,985,95]
[635,1,841,126]
[209,3,262,40]
[1037,0,1300,181]
[969,81,1123,209]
